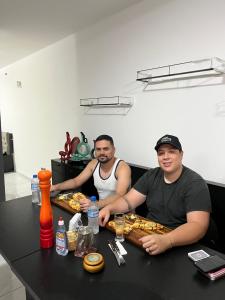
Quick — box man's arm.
[166,210,210,246]
[51,160,97,192]
[99,188,146,226]
[140,210,210,255]
[97,161,131,209]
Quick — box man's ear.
[180,150,184,159]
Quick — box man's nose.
[163,152,170,159]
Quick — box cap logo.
[161,136,171,143]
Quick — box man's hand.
[79,198,91,212]
[139,234,172,255]
[50,185,57,192]
[98,207,111,227]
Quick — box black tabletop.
[0,196,76,263]
[1,197,225,300]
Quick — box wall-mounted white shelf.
[136,57,225,90]
[80,96,133,115]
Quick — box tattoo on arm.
[122,196,132,211]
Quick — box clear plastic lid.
[58,216,64,226]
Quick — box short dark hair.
[95,134,114,146]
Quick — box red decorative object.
[38,169,54,248]
[59,132,80,161]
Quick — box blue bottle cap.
[90,196,97,201]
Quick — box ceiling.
[0,0,144,69]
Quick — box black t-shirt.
[133,166,211,228]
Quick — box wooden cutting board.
[50,198,172,249]
[106,213,172,248]
[51,197,80,214]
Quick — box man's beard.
[97,156,112,164]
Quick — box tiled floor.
[0,256,26,300]
[4,172,31,201]
[1,172,28,300]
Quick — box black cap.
[155,134,182,151]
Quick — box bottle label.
[31,183,38,191]
[88,209,99,218]
[56,233,67,250]
[56,232,65,239]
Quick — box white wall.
[0,35,81,176]
[1,0,225,183]
[76,0,225,183]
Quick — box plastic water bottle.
[31,174,41,205]
[87,196,99,234]
[56,217,68,256]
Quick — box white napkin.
[116,241,127,255]
[68,213,82,231]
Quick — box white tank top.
[93,158,122,200]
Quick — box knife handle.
[108,243,121,266]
